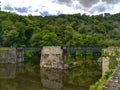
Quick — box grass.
[109,57,118,69]
[0,47,9,50]
[90,69,113,90]
[64,58,74,65]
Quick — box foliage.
[0,47,9,50]
[24,50,40,60]
[101,50,109,57]
[90,70,113,90]
[1,11,120,47]
[64,58,74,65]
[24,61,36,73]
[109,57,118,69]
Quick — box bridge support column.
[102,57,109,76]
[16,48,24,63]
[40,46,64,69]
[0,48,16,63]
[62,50,68,62]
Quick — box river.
[0,57,101,90]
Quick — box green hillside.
[1,11,120,47]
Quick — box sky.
[1,0,120,16]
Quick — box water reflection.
[0,63,42,90]
[0,59,101,90]
[40,68,63,90]
[0,64,16,79]
[40,60,101,90]
[0,63,24,79]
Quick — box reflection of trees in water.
[40,59,101,90]
[0,60,101,90]
[0,77,42,90]
[63,60,101,88]
[0,63,42,90]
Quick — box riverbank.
[90,47,120,90]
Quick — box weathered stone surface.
[16,48,24,62]
[102,65,120,90]
[0,48,24,63]
[102,57,109,76]
[40,46,64,69]
[0,48,16,63]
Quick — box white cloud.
[1,0,120,16]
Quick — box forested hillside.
[1,11,120,47]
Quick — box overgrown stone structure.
[101,47,120,90]
[101,47,120,75]
[0,46,103,69]
[40,46,104,69]
[102,65,120,90]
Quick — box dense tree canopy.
[1,11,120,47]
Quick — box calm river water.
[0,58,101,90]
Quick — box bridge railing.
[61,46,108,51]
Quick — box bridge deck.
[16,47,42,50]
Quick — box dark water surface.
[0,59,101,90]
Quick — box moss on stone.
[0,47,9,50]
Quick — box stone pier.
[0,48,16,63]
[102,57,110,76]
[40,46,65,69]
[16,48,24,63]
[0,48,24,63]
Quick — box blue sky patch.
[14,7,28,13]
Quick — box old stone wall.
[101,47,120,75]
[0,48,24,63]
[101,47,120,90]
[0,48,16,63]
[40,46,64,69]
[102,65,120,90]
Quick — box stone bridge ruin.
[0,46,104,69]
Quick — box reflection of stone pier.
[40,67,97,90]
[0,63,24,79]
[0,64,16,79]
[40,68,63,90]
